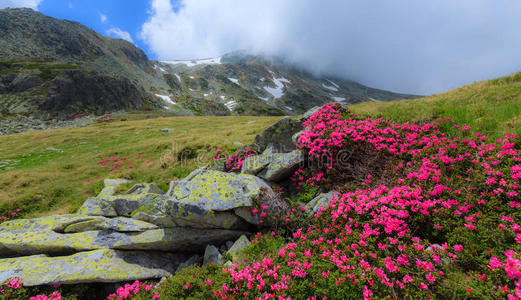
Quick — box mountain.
[0,8,418,121]
[0,8,166,120]
[153,51,419,116]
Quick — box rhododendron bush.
[153,102,521,299]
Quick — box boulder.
[77,197,117,217]
[132,198,250,230]
[0,227,247,257]
[0,249,187,286]
[127,168,273,229]
[167,168,271,211]
[132,168,271,229]
[305,191,337,213]
[253,117,302,152]
[227,235,250,261]
[258,150,303,182]
[78,183,164,217]
[203,245,222,265]
[241,144,275,175]
[176,254,201,272]
[242,145,303,182]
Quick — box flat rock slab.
[0,249,186,286]
[64,217,158,233]
[0,214,106,232]
[0,228,246,257]
[0,214,158,234]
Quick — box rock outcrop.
[0,249,187,286]
[0,168,273,286]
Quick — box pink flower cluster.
[0,278,61,299]
[97,154,154,175]
[489,251,521,299]
[107,280,159,299]
[0,208,21,223]
[29,291,62,300]
[223,148,257,172]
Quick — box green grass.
[0,115,282,218]
[350,71,521,140]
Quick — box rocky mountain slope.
[0,8,418,124]
[0,8,166,121]
[153,51,419,116]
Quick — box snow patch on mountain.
[263,71,290,99]
[332,96,346,102]
[155,94,176,106]
[225,100,237,111]
[153,65,166,72]
[322,80,339,92]
[228,78,240,85]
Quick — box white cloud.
[106,27,134,43]
[99,13,107,23]
[140,0,521,94]
[0,0,42,9]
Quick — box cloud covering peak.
[140,0,521,94]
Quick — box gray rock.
[77,197,117,217]
[176,254,201,272]
[241,145,276,175]
[253,117,302,152]
[166,168,273,211]
[305,191,337,213]
[203,245,222,265]
[0,227,246,257]
[0,249,187,286]
[78,183,164,217]
[63,217,158,233]
[227,235,251,261]
[160,128,173,133]
[258,150,304,182]
[300,106,321,121]
[0,214,106,232]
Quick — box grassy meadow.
[0,115,282,218]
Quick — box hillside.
[0,8,417,127]
[351,71,521,140]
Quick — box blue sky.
[37,0,167,59]
[2,0,521,94]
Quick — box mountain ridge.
[0,8,418,121]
